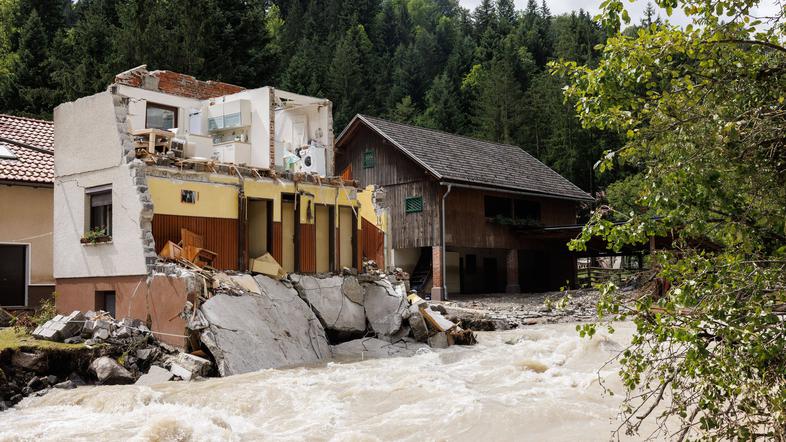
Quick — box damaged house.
[0,114,55,310]
[336,115,594,300]
[53,66,380,346]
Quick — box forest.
[0,0,652,193]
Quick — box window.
[95,291,116,317]
[514,200,540,221]
[181,190,197,204]
[146,103,178,130]
[0,144,17,160]
[363,149,375,168]
[405,196,423,213]
[484,196,512,218]
[86,185,112,236]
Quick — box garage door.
[0,244,26,306]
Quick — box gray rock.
[407,306,430,342]
[331,338,430,360]
[26,377,44,391]
[12,351,47,373]
[135,366,173,386]
[89,357,134,385]
[93,328,110,341]
[363,280,408,338]
[291,275,366,339]
[136,348,155,362]
[428,332,450,349]
[54,380,77,389]
[341,276,365,304]
[64,336,83,344]
[45,375,58,385]
[198,276,331,376]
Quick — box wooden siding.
[445,187,579,250]
[298,223,316,273]
[361,218,385,267]
[152,214,238,270]
[271,222,282,265]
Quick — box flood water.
[0,323,636,441]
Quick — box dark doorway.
[519,250,548,292]
[0,244,27,306]
[482,257,499,292]
[95,291,116,318]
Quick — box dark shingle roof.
[341,115,592,201]
[0,114,54,184]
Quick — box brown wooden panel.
[152,214,238,270]
[298,223,316,273]
[361,218,385,267]
[271,222,283,265]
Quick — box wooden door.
[281,201,296,272]
[0,244,26,306]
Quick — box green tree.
[554,0,786,438]
[327,24,375,130]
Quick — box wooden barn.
[336,115,594,300]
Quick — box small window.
[514,199,540,221]
[87,185,112,236]
[484,196,511,218]
[146,102,178,130]
[405,196,423,213]
[95,291,116,318]
[0,144,17,160]
[363,149,375,168]
[181,190,197,204]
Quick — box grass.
[0,327,85,352]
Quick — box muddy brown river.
[0,323,639,441]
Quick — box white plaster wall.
[114,84,204,133]
[54,92,148,278]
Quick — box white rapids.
[0,323,637,441]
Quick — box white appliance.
[299,144,326,176]
[212,142,251,164]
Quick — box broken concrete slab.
[291,274,366,340]
[89,357,134,385]
[421,307,457,332]
[362,279,408,338]
[136,366,174,386]
[342,276,365,304]
[198,276,331,376]
[168,353,211,380]
[331,338,430,360]
[428,332,450,349]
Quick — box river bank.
[0,322,637,441]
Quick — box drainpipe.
[440,183,452,300]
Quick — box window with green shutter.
[363,149,375,168]
[405,196,423,213]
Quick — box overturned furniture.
[159,228,217,268]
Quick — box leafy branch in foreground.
[553,0,786,439]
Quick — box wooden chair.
[180,228,217,268]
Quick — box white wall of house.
[115,84,204,133]
[218,88,271,169]
[53,92,148,278]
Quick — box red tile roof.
[0,114,54,184]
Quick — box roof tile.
[0,114,54,184]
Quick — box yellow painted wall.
[315,205,330,272]
[148,177,238,219]
[0,185,53,284]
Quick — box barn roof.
[338,114,593,201]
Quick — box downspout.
[440,183,452,300]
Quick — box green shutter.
[363,149,375,168]
[405,196,423,213]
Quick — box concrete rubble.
[290,274,366,340]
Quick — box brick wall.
[115,67,244,100]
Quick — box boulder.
[331,338,430,360]
[11,351,47,373]
[428,332,450,349]
[135,366,173,386]
[407,306,430,342]
[197,276,331,376]
[363,280,408,338]
[89,357,134,385]
[291,275,366,340]
[341,276,365,304]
